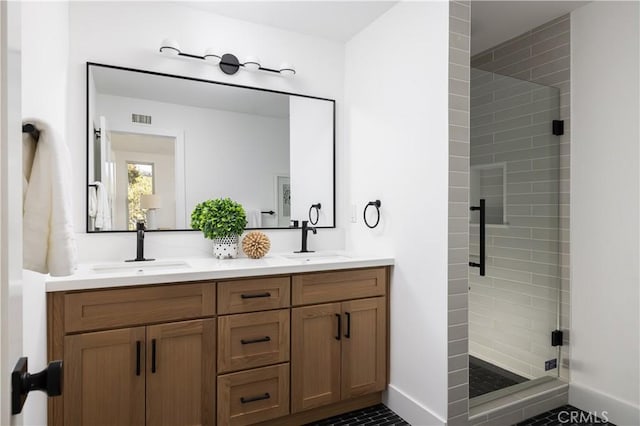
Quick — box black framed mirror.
[86,62,335,232]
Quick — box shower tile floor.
[469,355,528,398]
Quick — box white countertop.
[45,252,394,292]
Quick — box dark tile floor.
[308,403,615,426]
[515,404,616,426]
[469,355,528,398]
[306,403,410,426]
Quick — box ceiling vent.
[132,113,152,125]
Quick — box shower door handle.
[469,199,486,276]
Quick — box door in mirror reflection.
[109,131,177,230]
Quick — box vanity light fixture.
[158,39,296,77]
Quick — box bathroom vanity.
[46,255,393,425]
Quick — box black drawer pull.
[241,336,271,345]
[240,292,271,299]
[136,341,141,376]
[151,339,157,373]
[240,392,270,404]
[335,313,341,340]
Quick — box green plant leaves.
[190,198,248,240]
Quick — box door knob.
[12,357,63,415]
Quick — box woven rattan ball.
[242,231,271,259]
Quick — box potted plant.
[191,198,247,259]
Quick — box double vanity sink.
[91,252,353,273]
[47,251,391,292]
[46,252,394,426]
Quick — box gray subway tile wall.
[448,1,471,425]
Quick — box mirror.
[86,63,335,232]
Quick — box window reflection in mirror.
[87,63,335,232]
[126,162,154,230]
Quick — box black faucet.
[295,220,317,253]
[126,221,154,262]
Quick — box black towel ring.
[364,200,381,229]
[308,203,321,225]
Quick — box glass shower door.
[468,68,562,401]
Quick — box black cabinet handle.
[469,199,486,276]
[240,292,271,299]
[241,336,271,345]
[240,392,270,404]
[344,312,351,338]
[136,341,141,376]
[335,313,341,340]
[151,339,157,373]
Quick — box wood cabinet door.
[146,319,216,426]
[291,303,342,413]
[64,327,146,426]
[341,297,386,399]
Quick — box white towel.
[88,186,97,218]
[247,210,262,228]
[93,181,111,231]
[23,119,77,276]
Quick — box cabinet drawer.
[218,310,289,374]
[217,363,289,426]
[64,282,216,333]
[292,268,386,306]
[218,277,290,314]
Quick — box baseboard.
[383,384,446,426]
[570,382,640,426]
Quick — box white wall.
[570,2,640,425]
[345,2,449,424]
[21,2,69,425]
[68,1,346,260]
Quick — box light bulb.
[159,38,180,56]
[279,63,296,77]
[204,48,221,64]
[243,56,261,72]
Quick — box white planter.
[213,235,239,259]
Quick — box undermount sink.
[91,260,191,274]
[282,252,352,263]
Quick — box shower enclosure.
[468,68,562,402]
